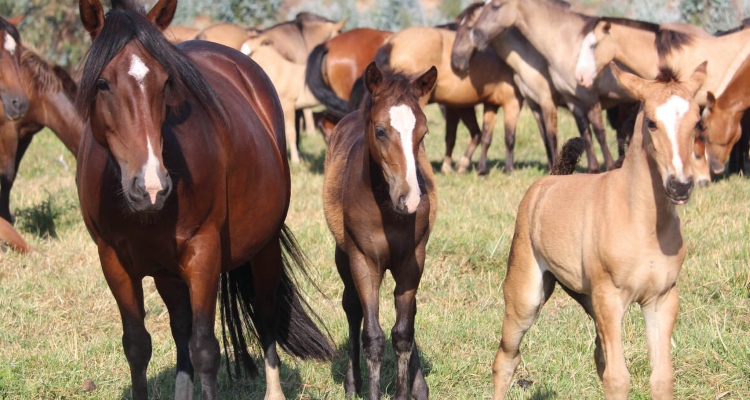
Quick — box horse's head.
[575,20,614,88]
[700,91,742,174]
[0,16,29,121]
[363,62,437,214]
[612,62,706,204]
[451,2,485,73]
[470,0,519,51]
[78,0,221,214]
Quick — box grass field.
[0,104,748,399]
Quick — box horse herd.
[0,0,747,399]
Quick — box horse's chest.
[345,209,429,268]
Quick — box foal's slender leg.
[154,277,194,400]
[456,106,482,174]
[642,287,679,400]
[283,103,300,164]
[588,103,615,170]
[183,232,222,400]
[528,102,552,170]
[390,254,426,400]
[540,102,559,169]
[348,248,385,400]
[442,107,460,174]
[477,104,499,175]
[569,103,600,173]
[493,248,555,400]
[591,288,630,400]
[99,245,151,400]
[251,238,286,400]
[335,246,364,397]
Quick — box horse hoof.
[502,167,513,175]
[441,162,454,174]
[478,168,490,176]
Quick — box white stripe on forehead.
[389,104,421,211]
[142,137,164,205]
[4,33,16,55]
[655,95,690,176]
[128,54,149,90]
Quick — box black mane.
[76,3,226,126]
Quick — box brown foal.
[494,62,706,400]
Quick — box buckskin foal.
[323,62,437,400]
[493,62,706,400]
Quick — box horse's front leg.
[335,246,364,397]
[642,286,678,400]
[154,277,194,400]
[591,287,630,400]
[391,252,428,400]
[98,244,151,400]
[182,231,222,400]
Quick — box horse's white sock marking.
[174,371,193,400]
[264,358,284,399]
[575,32,598,87]
[128,54,149,91]
[142,137,163,204]
[389,104,420,213]
[4,33,16,55]
[656,95,690,178]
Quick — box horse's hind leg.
[335,246,364,397]
[154,277,194,400]
[99,245,151,400]
[477,104,499,175]
[493,242,555,400]
[641,287,678,399]
[569,103,600,173]
[442,107,460,174]
[588,103,615,170]
[456,106,482,174]
[391,254,428,400]
[283,103,300,164]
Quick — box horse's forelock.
[655,66,680,84]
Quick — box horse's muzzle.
[665,176,694,204]
[125,174,173,213]
[1,93,29,121]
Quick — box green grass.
[0,105,748,399]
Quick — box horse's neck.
[30,90,82,157]
[713,38,750,97]
[717,66,750,112]
[608,24,661,78]
[620,125,678,225]
[515,0,584,77]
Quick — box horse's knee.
[361,324,385,361]
[122,329,152,369]
[189,329,221,374]
[602,368,631,397]
[391,323,415,355]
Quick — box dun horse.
[493,63,706,399]
[323,62,436,400]
[76,1,332,399]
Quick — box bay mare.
[75,0,332,398]
[494,63,706,399]
[378,25,523,175]
[471,0,633,172]
[323,63,436,400]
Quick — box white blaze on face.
[575,32,597,87]
[142,137,164,204]
[4,33,16,55]
[655,95,690,179]
[389,104,421,213]
[128,54,149,91]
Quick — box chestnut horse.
[0,47,82,226]
[493,63,706,399]
[76,1,332,399]
[323,62,436,400]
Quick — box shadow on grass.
[526,385,557,399]
[15,193,72,238]
[329,337,433,398]
[430,158,551,176]
[299,150,326,175]
[123,354,308,399]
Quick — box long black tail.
[551,137,585,175]
[219,225,334,380]
[306,43,350,118]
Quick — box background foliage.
[2,0,746,72]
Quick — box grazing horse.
[0,47,82,225]
[76,1,333,399]
[493,62,706,400]
[701,52,750,174]
[323,62,436,400]
[377,25,524,175]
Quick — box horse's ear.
[414,66,438,98]
[684,61,707,97]
[6,14,24,27]
[364,62,383,94]
[706,91,716,110]
[603,21,611,34]
[333,19,347,33]
[147,0,178,31]
[610,62,644,99]
[79,0,105,39]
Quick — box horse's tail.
[306,43,350,118]
[0,218,31,254]
[551,137,585,175]
[219,224,334,380]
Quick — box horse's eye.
[96,79,110,92]
[646,119,657,131]
[261,40,271,46]
[375,127,387,138]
